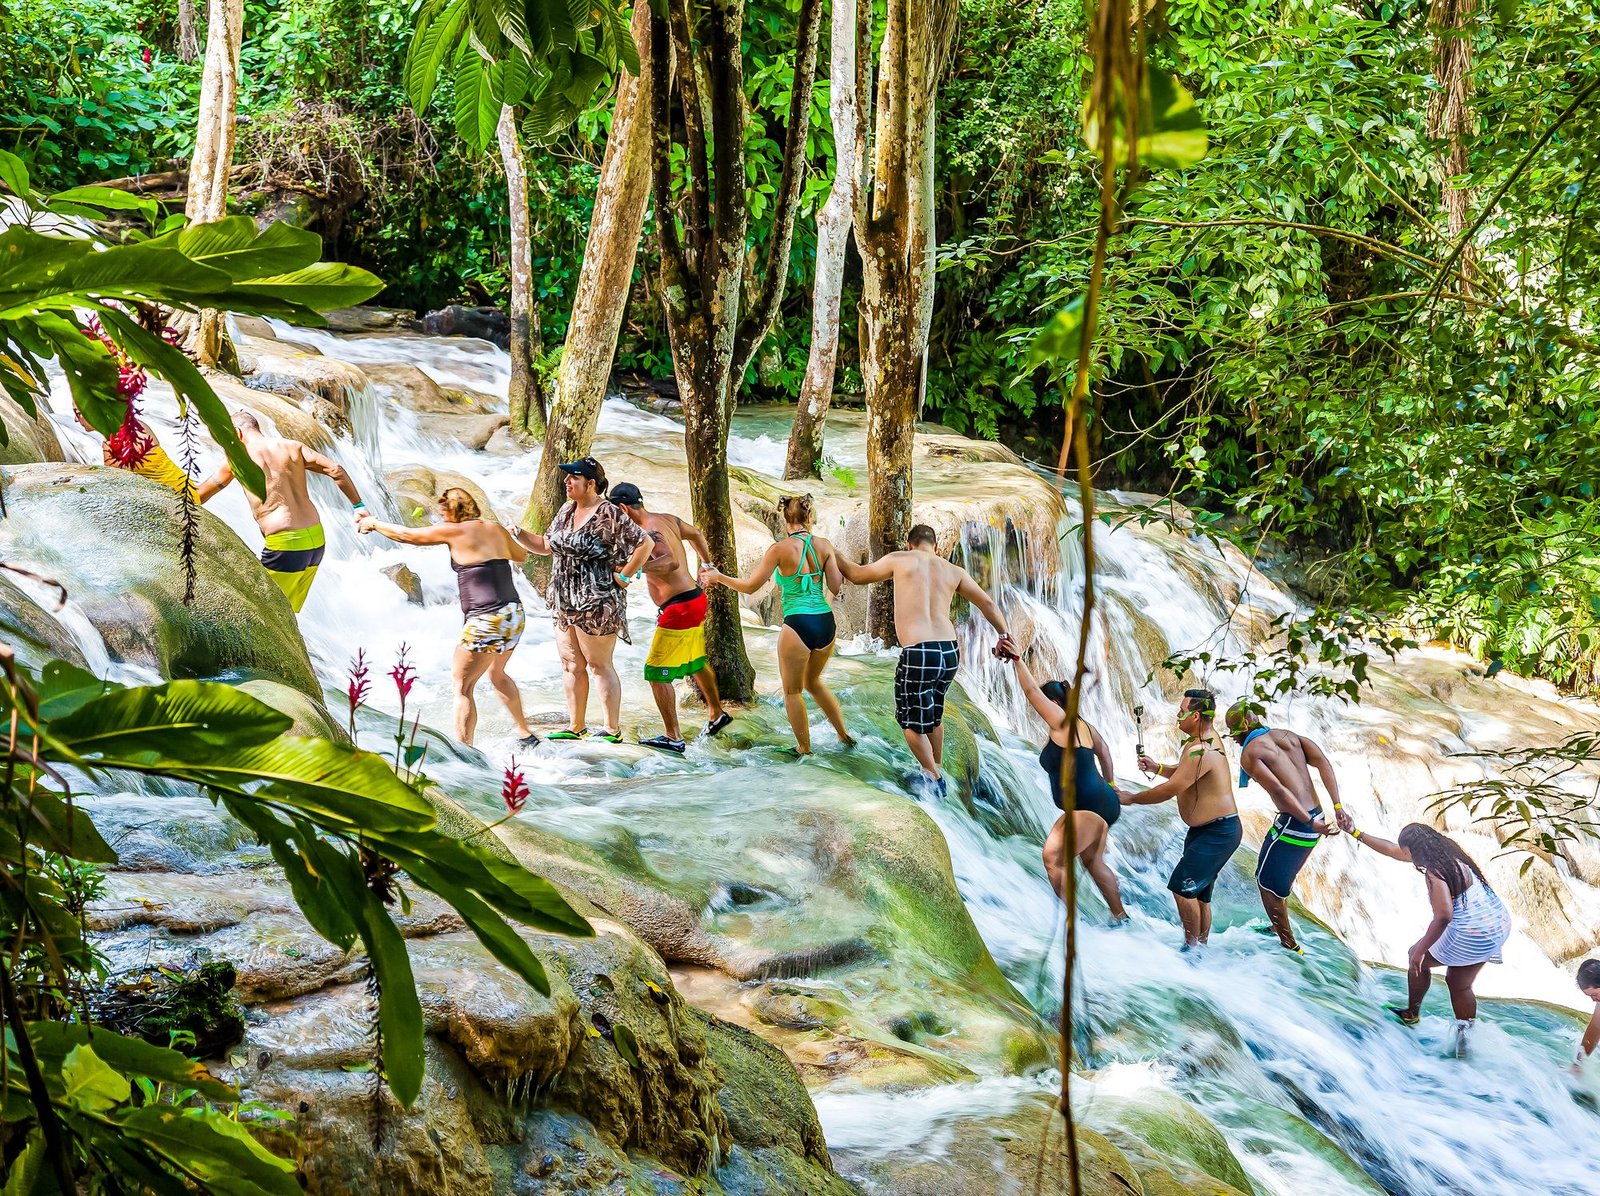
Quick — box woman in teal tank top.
[701,495,854,756]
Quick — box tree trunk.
[523,0,655,534]
[499,106,547,443]
[856,0,957,642]
[784,0,864,481]
[184,0,243,368]
[1429,0,1479,289]
[177,0,201,62]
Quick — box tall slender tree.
[1429,0,1480,289]
[183,0,244,367]
[855,0,959,641]
[498,107,547,442]
[649,0,824,699]
[784,0,867,481]
[524,0,655,534]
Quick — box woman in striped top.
[1351,822,1511,1053]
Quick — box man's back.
[639,511,695,605]
[247,438,318,535]
[1243,729,1320,817]
[1177,740,1238,826]
[888,551,964,645]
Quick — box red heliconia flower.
[80,314,151,464]
[501,758,529,815]
[141,47,153,67]
[347,648,372,715]
[389,644,417,703]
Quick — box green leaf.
[1083,70,1209,171]
[229,805,359,949]
[2,1131,43,1196]
[453,51,503,150]
[22,789,117,863]
[62,1043,132,1112]
[226,261,385,312]
[336,851,425,1107]
[398,858,551,994]
[46,186,159,224]
[0,149,29,198]
[1025,296,1087,375]
[406,0,470,111]
[612,1022,640,1068]
[111,1106,299,1196]
[95,309,268,498]
[25,1023,236,1101]
[49,680,293,760]
[153,217,323,281]
[36,658,110,720]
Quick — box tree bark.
[523,0,655,535]
[499,106,547,443]
[184,0,243,368]
[177,0,201,62]
[1428,0,1479,289]
[856,0,957,642]
[646,0,822,700]
[784,0,864,481]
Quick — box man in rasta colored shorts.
[1120,689,1242,951]
[199,410,366,612]
[611,483,732,753]
[1226,701,1350,955]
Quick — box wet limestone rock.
[207,374,337,452]
[833,1094,1147,1196]
[387,463,500,526]
[236,332,372,413]
[0,571,87,670]
[0,464,319,695]
[381,561,425,605]
[1079,1088,1257,1195]
[0,394,66,465]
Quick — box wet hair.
[1041,680,1069,707]
[439,487,481,521]
[1182,688,1216,719]
[908,524,938,548]
[778,494,814,527]
[1397,823,1486,900]
[1578,959,1600,992]
[231,410,261,434]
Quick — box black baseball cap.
[559,456,606,488]
[609,482,644,508]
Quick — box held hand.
[993,633,1019,661]
[1335,807,1355,833]
[356,514,377,534]
[1312,817,1337,836]
[1115,787,1132,805]
[698,566,721,588]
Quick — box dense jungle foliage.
[4,0,1600,690]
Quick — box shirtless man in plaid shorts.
[840,525,1015,794]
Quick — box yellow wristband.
[1333,803,1344,810]
[1351,828,1363,840]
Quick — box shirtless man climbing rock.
[610,482,731,753]
[1119,689,1242,950]
[1227,700,1350,955]
[838,524,1015,795]
[199,410,366,612]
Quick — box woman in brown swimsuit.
[513,457,651,742]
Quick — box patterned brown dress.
[545,499,648,641]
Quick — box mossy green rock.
[0,394,65,465]
[1080,1088,1256,1195]
[0,465,317,695]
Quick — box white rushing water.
[35,324,1600,1193]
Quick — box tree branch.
[649,6,692,312]
[669,0,711,278]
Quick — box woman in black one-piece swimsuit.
[1011,656,1128,921]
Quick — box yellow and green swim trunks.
[260,524,326,613]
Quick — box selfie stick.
[1134,703,1148,774]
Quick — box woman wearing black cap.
[1010,655,1127,920]
[512,457,652,742]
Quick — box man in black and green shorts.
[1226,701,1350,954]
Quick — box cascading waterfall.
[30,325,1600,1193]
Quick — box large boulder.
[82,786,849,1196]
[235,332,372,414]
[0,464,318,695]
[0,570,87,670]
[0,394,66,465]
[386,464,501,526]
[420,304,510,347]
